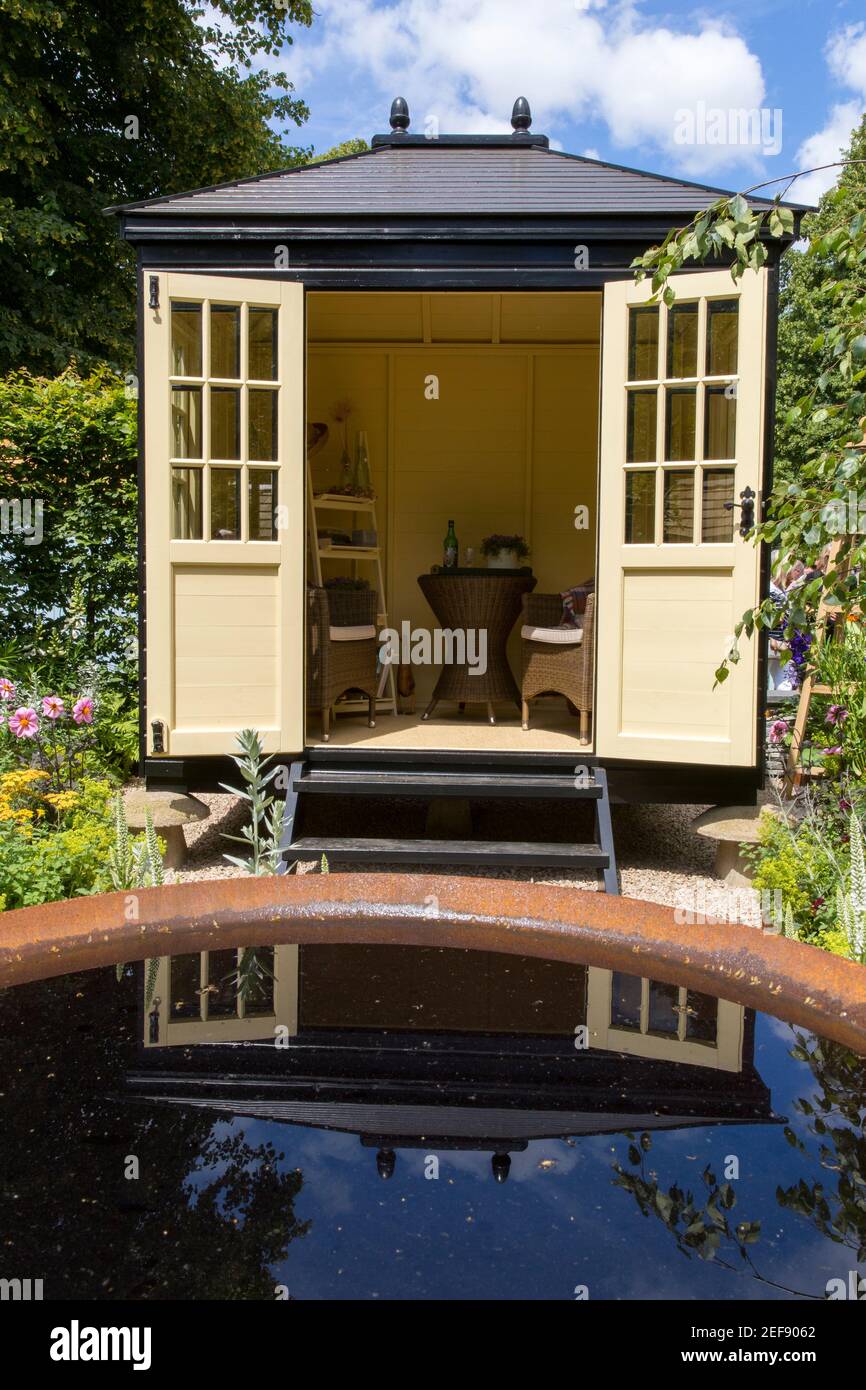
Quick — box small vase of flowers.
[481,534,530,570]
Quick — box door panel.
[143,275,305,756]
[596,270,766,766]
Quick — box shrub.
[0,775,116,909]
[0,368,138,705]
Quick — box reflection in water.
[0,940,864,1300]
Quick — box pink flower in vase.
[42,695,65,720]
[0,678,15,701]
[9,707,39,738]
[72,696,94,725]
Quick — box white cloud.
[280,0,772,175]
[794,23,866,206]
[826,22,866,96]
[794,101,864,206]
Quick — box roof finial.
[389,97,410,134]
[511,96,532,134]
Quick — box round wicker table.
[417,570,536,724]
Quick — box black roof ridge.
[105,135,813,217]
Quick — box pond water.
[0,940,864,1302]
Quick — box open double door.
[142,270,765,769]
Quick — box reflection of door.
[144,946,298,1046]
[143,275,305,757]
[586,968,743,1072]
[596,270,766,765]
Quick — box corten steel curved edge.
[2,873,865,1053]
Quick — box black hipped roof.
[108,131,809,220]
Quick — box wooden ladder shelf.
[307,474,397,718]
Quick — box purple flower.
[826,705,848,726]
[840,797,853,813]
[789,630,812,669]
[823,746,843,756]
[769,719,790,744]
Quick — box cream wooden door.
[143,275,305,757]
[595,269,766,766]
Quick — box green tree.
[775,116,866,484]
[0,366,138,674]
[0,0,314,374]
[312,137,369,162]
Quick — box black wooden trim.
[135,255,147,775]
[144,752,761,806]
[593,768,619,894]
[275,760,303,874]
[756,257,780,787]
[288,835,609,868]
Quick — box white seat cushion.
[521,624,584,645]
[329,624,377,641]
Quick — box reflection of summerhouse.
[111,99,805,869]
[131,946,775,1164]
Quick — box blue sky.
[255,0,866,205]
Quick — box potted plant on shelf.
[481,533,530,569]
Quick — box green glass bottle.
[443,519,458,570]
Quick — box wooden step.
[293,768,601,798]
[289,836,609,867]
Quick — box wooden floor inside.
[305,705,590,753]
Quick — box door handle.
[724,486,756,537]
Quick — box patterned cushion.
[521,624,584,645]
[329,624,377,641]
[561,579,595,627]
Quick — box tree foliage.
[775,118,866,484]
[0,0,314,374]
[0,366,138,674]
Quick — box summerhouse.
[111,99,805,872]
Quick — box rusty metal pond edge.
[1,873,865,1054]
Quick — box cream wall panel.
[500,292,602,342]
[308,292,423,341]
[307,321,603,709]
[393,353,527,702]
[531,350,599,595]
[429,294,495,342]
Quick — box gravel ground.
[173,790,769,923]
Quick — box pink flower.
[42,695,65,720]
[8,706,39,739]
[72,696,94,725]
[826,705,848,726]
[0,678,15,701]
[769,719,790,744]
[823,746,843,757]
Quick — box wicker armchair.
[306,586,379,741]
[520,592,595,743]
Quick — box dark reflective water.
[0,941,864,1301]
